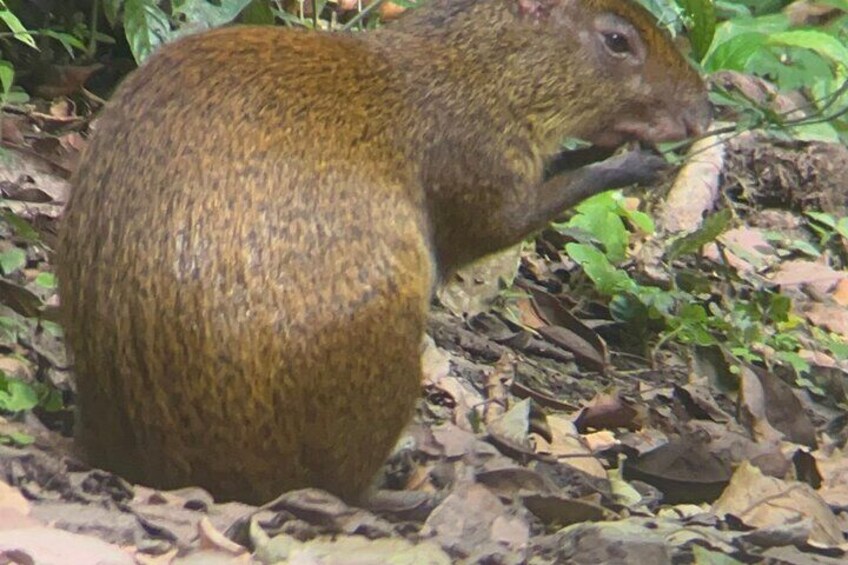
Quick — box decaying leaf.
[712,461,845,549]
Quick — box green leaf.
[676,0,716,62]
[776,351,811,376]
[1,430,34,445]
[0,3,36,48]
[240,0,276,25]
[39,320,64,339]
[34,272,56,289]
[767,30,848,74]
[806,211,836,229]
[636,0,684,35]
[0,374,38,413]
[172,0,253,31]
[0,247,26,275]
[784,239,820,258]
[0,60,13,100]
[3,87,28,104]
[703,13,790,67]
[666,208,733,261]
[103,0,125,26]
[0,210,40,243]
[714,1,750,19]
[821,0,848,9]
[565,243,635,295]
[570,209,629,263]
[124,0,172,63]
[791,121,841,143]
[39,387,63,412]
[835,217,848,240]
[622,207,655,235]
[40,30,86,57]
[705,31,766,71]
[566,192,640,263]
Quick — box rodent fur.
[57,0,710,504]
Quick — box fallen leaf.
[712,461,844,548]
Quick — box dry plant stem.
[656,126,730,233]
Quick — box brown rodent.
[57,0,710,504]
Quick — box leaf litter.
[0,72,846,564]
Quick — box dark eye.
[603,32,631,55]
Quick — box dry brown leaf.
[438,245,522,317]
[803,302,848,338]
[535,415,606,479]
[769,259,846,292]
[573,391,639,432]
[522,494,608,527]
[623,437,732,504]
[198,517,247,556]
[0,482,29,518]
[738,365,817,447]
[832,278,848,306]
[813,448,848,508]
[514,296,547,330]
[430,422,478,459]
[257,534,450,565]
[583,430,617,453]
[712,461,845,549]
[703,226,776,273]
[738,365,789,445]
[422,483,528,555]
[420,338,451,385]
[482,354,515,422]
[487,398,535,456]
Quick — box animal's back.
[58,26,433,503]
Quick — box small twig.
[342,0,388,31]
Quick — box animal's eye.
[603,32,631,55]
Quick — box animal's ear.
[516,0,578,20]
[516,0,554,19]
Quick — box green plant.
[104,0,352,63]
[0,0,89,103]
[805,211,848,260]
[0,369,37,413]
[557,192,829,386]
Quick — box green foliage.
[104,0,254,62]
[701,3,847,142]
[0,0,89,104]
[805,211,848,261]
[120,0,171,63]
[562,192,654,264]
[0,369,37,413]
[0,429,33,445]
[105,0,345,62]
[0,246,26,275]
[34,271,56,290]
[560,191,830,383]
[666,208,732,261]
[0,0,35,48]
[676,0,717,61]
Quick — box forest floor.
[0,87,848,564]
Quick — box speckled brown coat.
[57,0,709,504]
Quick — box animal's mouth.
[588,98,713,149]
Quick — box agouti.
[57,0,710,504]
